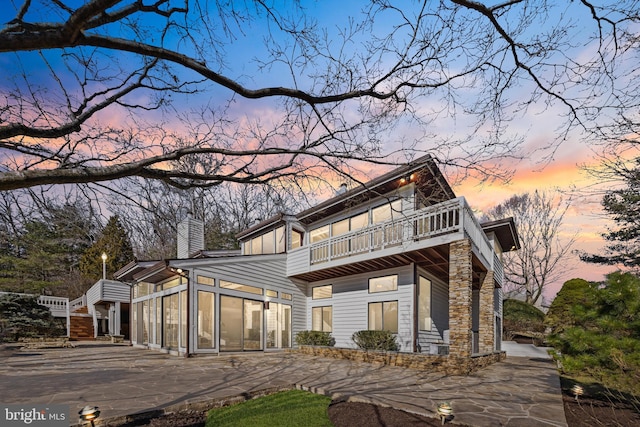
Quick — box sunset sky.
[1,1,634,304]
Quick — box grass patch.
[205,389,332,427]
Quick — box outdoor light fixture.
[571,384,584,401]
[436,402,453,425]
[78,405,100,426]
[101,252,107,280]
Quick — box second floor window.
[246,225,286,255]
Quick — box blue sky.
[2,0,637,301]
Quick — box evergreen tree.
[0,201,97,295]
[79,216,135,281]
[547,273,640,394]
[581,158,640,269]
[0,294,65,341]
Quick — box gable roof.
[481,217,521,252]
[296,154,455,225]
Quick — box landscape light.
[572,384,584,401]
[436,402,453,424]
[78,405,100,426]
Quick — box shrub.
[503,298,546,341]
[294,330,335,346]
[0,294,65,342]
[351,330,399,351]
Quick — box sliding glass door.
[220,295,263,351]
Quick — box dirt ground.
[113,389,639,427]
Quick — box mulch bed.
[116,393,640,427]
[562,390,639,427]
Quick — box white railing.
[307,197,493,267]
[0,292,70,337]
[70,295,87,311]
[37,295,69,315]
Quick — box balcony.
[287,197,494,281]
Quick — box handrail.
[308,197,494,267]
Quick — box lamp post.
[101,252,107,280]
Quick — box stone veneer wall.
[449,239,473,359]
[294,346,506,376]
[479,270,496,354]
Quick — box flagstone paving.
[0,342,566,426]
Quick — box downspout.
[185,273,190,358]
[128,283,133,345]
[413,263,418,353]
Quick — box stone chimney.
[177,215,205,259]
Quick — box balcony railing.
[288,197,494,277]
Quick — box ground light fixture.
[79,405,100,426]
[572,384,584,401]
[436,402,453,424]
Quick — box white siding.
[305,265,415,352]
[101,280,130,302]
[179,255,306,352]
[417,269,449,351]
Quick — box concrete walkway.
[0,343,567,426]
[502,341,553,359]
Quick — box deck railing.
[70,295,87,311]
[308,197,493,268]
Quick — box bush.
[503,298,546,341]
[295,330,335,346]
[351,330,399,351]
[0,294,65,342]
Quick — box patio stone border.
[293,346,506,375]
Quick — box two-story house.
[115,155,519,361]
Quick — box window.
[369,275,398,293]
[312,306,332,332]
[262,230,275,254]
[197,291,215,349]
[163,293,179,349]
[246,225,286,255]
[368,301,398,333]
[220,280,263,295]
[281,292,292,301]
[310,225,329,242]
[180,290,187,348]
[275,226,286,253]
[418,276,431,331]
[160,277,181,291]
[155,298,161,344]
[266,303,292,348]
[372,200,402,223]
[291,230,303,249]
[265,289,278,298]
[142,300,150,344]
[312,285,332,299]
[331,218,350,237]
[351,212,369,230]
[197,275,214,286]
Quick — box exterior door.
[220,295,263,351]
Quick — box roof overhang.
[296,155,456,225]
[481,217,520,252]
[113,260,158,282]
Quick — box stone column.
[479,270,495,354]
[449,239,473,359]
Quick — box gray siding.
[178,255,305,353]
[305,265,415,352]
[101,280,131,302]
[417,268,449,352]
